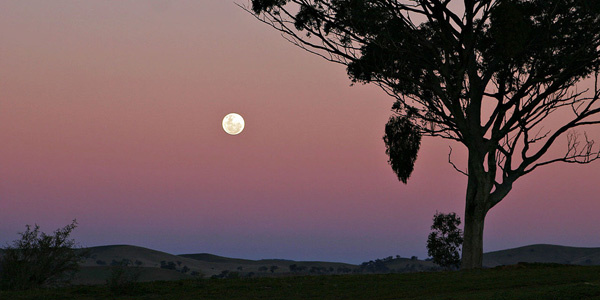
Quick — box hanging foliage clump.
[383,115,421,184]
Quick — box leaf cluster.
[383,114,422,183]
[481,0,600,96]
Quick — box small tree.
[427,212,463,270]
[0,220,85,290]
[106,259,141,296]
[289,264,298,272]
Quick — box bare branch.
[448,146,468,176]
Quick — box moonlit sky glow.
[1,1,599,263]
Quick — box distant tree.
[247,0,600,269]
[360,259,390,273]
[181,265,190,274]
[427,212,464,270]
[297,265,307,272]
[106,259,141,296]
[337,266,352,273]
[289,264,298,272]
[160,261,177,270]
[190,271,202,277]
[217,270,229,279]
[0,220,86,290]
[269,265,279,273]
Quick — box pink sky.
[1,1,599,263]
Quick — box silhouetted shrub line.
[0,220,87,291]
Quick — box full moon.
[222,113,245,135]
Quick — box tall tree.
[246,0,600,269]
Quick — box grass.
[2,264,600,300]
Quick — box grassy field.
[2,264,600,300]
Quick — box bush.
[160,260,177,270]
[426,212,463,270]
[0,220,85,290]
[106,259,141,295]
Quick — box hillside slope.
[70,243,600,284]
[483,244,600,267]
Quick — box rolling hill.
[482,244,600,267]
[68,243,600,284]
[74,245,358,284]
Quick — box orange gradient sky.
[1,1,599,263]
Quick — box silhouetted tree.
[160,261,177,270]
[427,212,463,270]
[106,259,141,296]
[270,265,279,273]
[190,271,202,277]
[297,265,307,272]
[360,258,390,273]
[247,0,600,269]
[289,264,298,272]
[0,220,85,290]
[181,266,190,273]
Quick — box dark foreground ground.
[2,264,600,300]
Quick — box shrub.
[0,220,85,290]
[181,265,190,273]
[160,260,177,270]
[289,264,298,272]
[190,271,203,277]
[106,259,141,295]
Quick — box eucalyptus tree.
[246,0,600,269]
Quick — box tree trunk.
[461,202,487,269]
[460,150,492,269]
